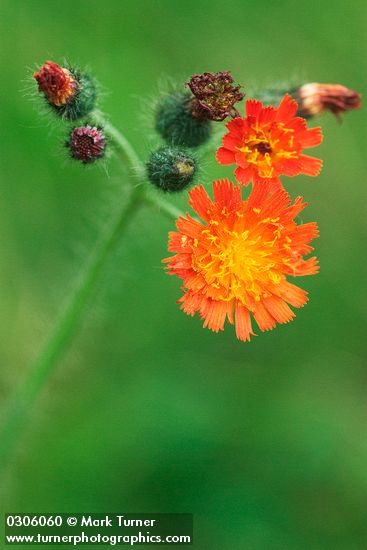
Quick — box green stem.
[0,186,143,471]
[93,110,144,178]
[0,111,184,472]
[93,110,185,221]
[144,191,185,220]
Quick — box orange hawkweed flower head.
[216,94,323,189]
[163,179,319,342]
[34,61,77,107]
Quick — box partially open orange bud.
[34,60,96,120]
[34,61,77,107]
[296,83,361,119]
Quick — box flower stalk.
[0,112,184,473]
[0,185,142,471]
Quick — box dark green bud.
[155,91,211,148]
[146,146,197,193]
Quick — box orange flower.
[216,94,323,189]
[163,179,319,342]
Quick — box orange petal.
[283,196,307,221]
[298,126,323,148]
[292,222,319,246]
[286,117,307,132]
[176,214,203,238]
[276,280,308,308]
[166,254,192,272]
[253,177,284,193]
[235,303,255,342]
[234,166,252,186]
[188,185,212,221]
[276,158,302,177]
[246,99,263,118]
[246,180,274,210]
[259,105,276,125]
[213,179,242,210]
[179,290,203,316]
[292,257,319,276]
[253,301,277,332]
[185,273,206,291]
[202,300,228,332]
[226,300,235,325]
[299,155,323,176]
[234,151,250,168]
[276,94,298,121]
[263,296,295,324]
[167,231,191,252]
[225,116,244,137]
[216,147,235,165]
[223,133,241,151]
[260,186,290,218]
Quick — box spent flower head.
[187,71,244,121]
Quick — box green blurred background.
[0,0,366,548]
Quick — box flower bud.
[34,61,96,120]
[67,125,106,164]
[155,91,212,148]
[186,71,244,121]
[295,83,361,119]
[146,146,197,192]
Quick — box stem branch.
[0,110,184,472]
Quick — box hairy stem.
[144,190,185,220]
[0,186,142,471]
[0,110,184,473]
[94,110,144,179]
[93,111,185,221]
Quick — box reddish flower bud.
[34,61,77,107]
[296,82,361,119]
[34,60,96,120]
[186,71,244,121]
[68,125,106,164]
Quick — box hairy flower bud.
[34,61,96,120]
[186,71,244,121]
[67,125,106,164]
[296,82,362,119]
[146,146,197,192]
[156,92,211,148]
[34,61,77,106]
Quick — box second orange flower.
[216,94,323,189]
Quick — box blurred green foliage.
[0,0,366,548]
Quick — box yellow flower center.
[191,212,289,304]
[239,123,298,178]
